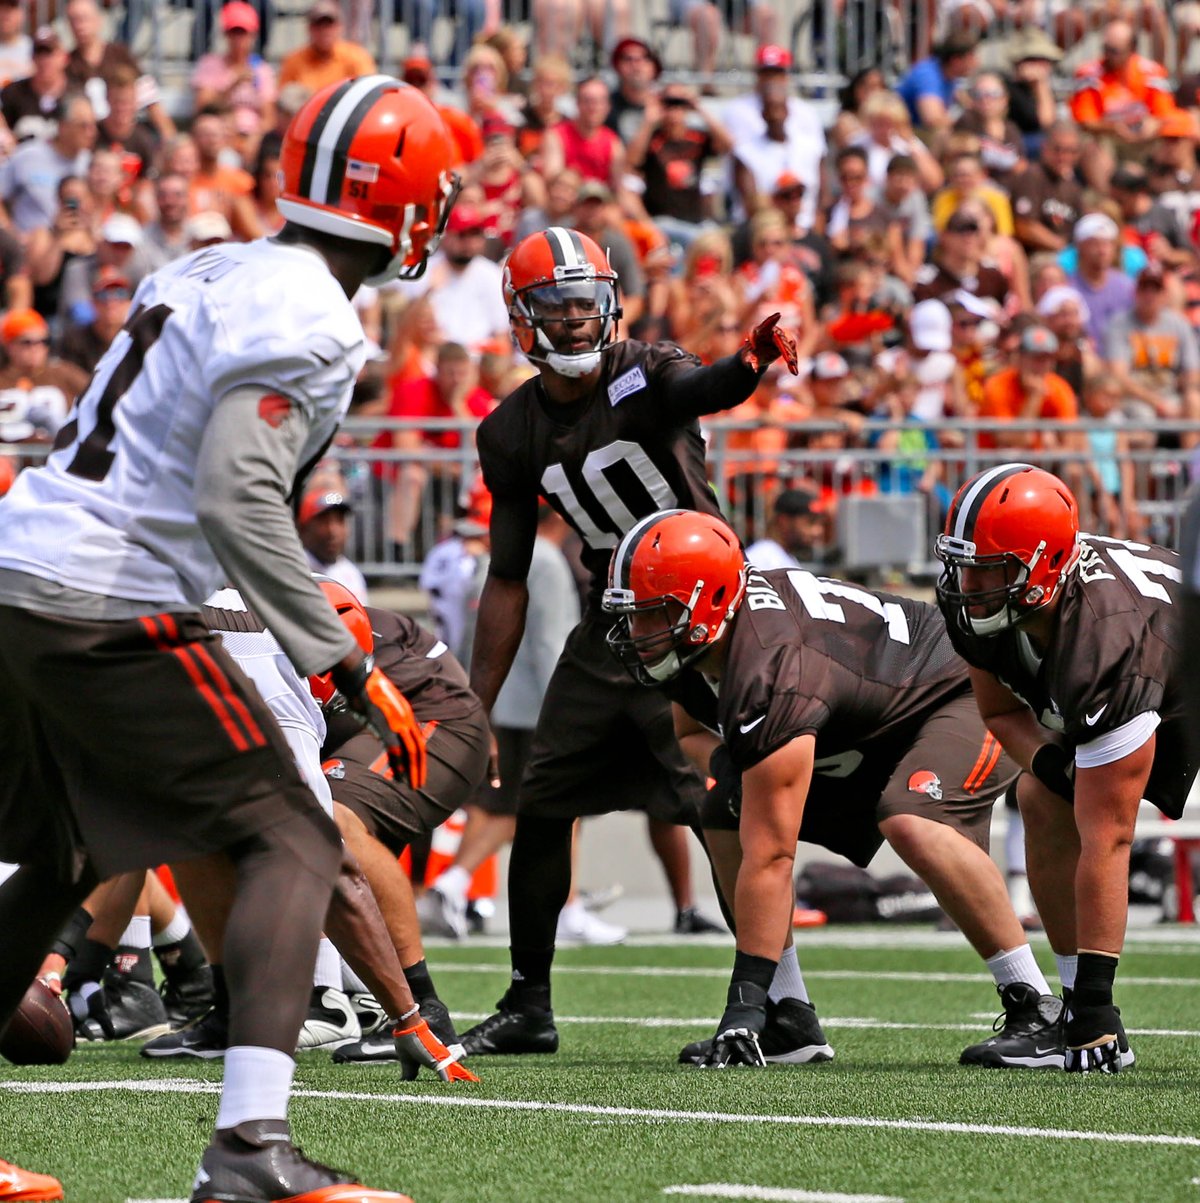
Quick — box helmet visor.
[524,279,618,323]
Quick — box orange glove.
[331,656,428,788]
[739,312,800,375]
[393,1015,480,1082]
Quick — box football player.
[603,509,1056,1069]
[461,224,803,1056]
[0,77,455,1201]
[936,464,1193,1073]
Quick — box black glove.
[1031,743,1075,803]
[1064,1001,1123,1074]
[702,980,768,1068]
[705,743,742,825]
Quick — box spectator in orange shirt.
[381,341,494,551]
[188,110,262,241]
[401,51,482,167]
[278,0,376,93]
[1070,18,1177,186]
[979,324,1081,461]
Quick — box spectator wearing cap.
[606,36,660,147]
[0,92,95,234]
[278,0,375,93]
[0,25,67,147]
[59,210,161,329]
[192,2,276,146]
[1009,121,1084,255]
[1148,110,1200,237]
[915,201,1012,310]
[1105,263,1200,431]
[297,487,370,604]
[401,50,482,167]
[873,297,969,424]
[394,203,508,355]
[896,32,980,134]
[979,324,1080,455]
[805,350,861,422]
[188,108,261,241]
[1069,18,1177,188]
[0,0,30,99]
[1068,212,1136,347]
[58,263,130,373]
[1110,161,1194,271]
[1037,285,1101,402]
[745,487,824,571]
[626,82,731,255]
[724,46,824,234]
[1001,25,1062,150]
[570,179,645,326]
[0,307,87,444]
[462,112,545,253]
[541,77,631,214]
[515,54,571,170]
[186,210,232,250]
[379,341,494,553]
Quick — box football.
[0,978,74,1065]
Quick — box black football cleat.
[459,1000,559,1056]
[78,977,171,1042]
[348,992,388,1039]
[189,1119,413,1202]
[679,997,834,1066]
[673,907,725,935]
[960,982,1065,1069]
[141,1005,229,1059]
[161,964,216,1031]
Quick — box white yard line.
[433,962,1200,988]
[4,1080,1200,1148]
[663,1186,903,1202]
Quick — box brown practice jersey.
[323,606,483,754]
[944,534,1192,817]
[477,339,742,608]
[673,567,970,781]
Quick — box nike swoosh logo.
[740,716,766,733]
[1034,1044,1062,1056]
[1085,705,1107,726]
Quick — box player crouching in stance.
[603,509,1059,1069]
[0,76,456,1201]
[935,465,1193,1072]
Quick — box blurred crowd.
[4,0,1200,561]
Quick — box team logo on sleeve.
[907,770,943,800]
[257,393,292,428]
[323,760,346,780]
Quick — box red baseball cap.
[298,487,351,527]
[221,2,260,33]
[445,203,485,234]
[755,44,792,71]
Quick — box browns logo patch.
[257,393,291,428]
[907,770,943,801]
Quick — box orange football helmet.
[602,509,746,684]
[308,575,373,704]
[935,463,1080,637]
[503,226,621,377]
[278,75,459,284]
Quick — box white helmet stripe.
[307,74,397,205]
[612,508,687,591]
[952,462,1034,541]
[546,225,582,268]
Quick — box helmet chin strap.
[544,348,603,377]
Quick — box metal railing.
[5,416,1194,583]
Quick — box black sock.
[108,942,155,987]
[155,929,207,984]
[403,958,437,1006]
[211,964,229,1018]
[507,947,554,1010]
[63,937,113,993]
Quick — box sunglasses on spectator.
[947,219,981,234]
[973,89,1005,101]
[619,50,650,61]
[1102,42,1129,55]
[952,315,981,327]
[12,337,49,346]
[309,14,337,24]
[758,237,788,247]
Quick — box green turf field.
[4,928,1200,1203]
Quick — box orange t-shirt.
[978,367,1077,447]
[278,42,377,92]
[438,105,482,166]
[1070,55,1176,126]
[189,165,253,218]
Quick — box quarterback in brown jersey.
[461,226,799,1056]
[603,509,1058,1069]
[936,463,1194,1073]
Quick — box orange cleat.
[194,1191,413,1203]
[0,1157,64,1201]
[792,907,828,928]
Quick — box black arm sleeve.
[485,488,541,582]
[658,352,763,424]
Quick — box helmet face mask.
[602,509,747,685]
[934,464,1079,639]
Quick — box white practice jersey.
[0,239,366,608]
[204,586,333,815]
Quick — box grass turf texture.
[3,931,1200,1203]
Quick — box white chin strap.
[544,348,603,377]
[967,606,1019,637]
[643,648,685,682]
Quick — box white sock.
[1055,953,1078,991]
[768,945,810,1004]
[1004,807,1026,875]
[119,915,151,949]
[312,938,341,992]
[986,944,1050,995]
[341,959,369,995]
[153,907,191,947]
[216,1045,295,1130]
[436,865,471,903]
